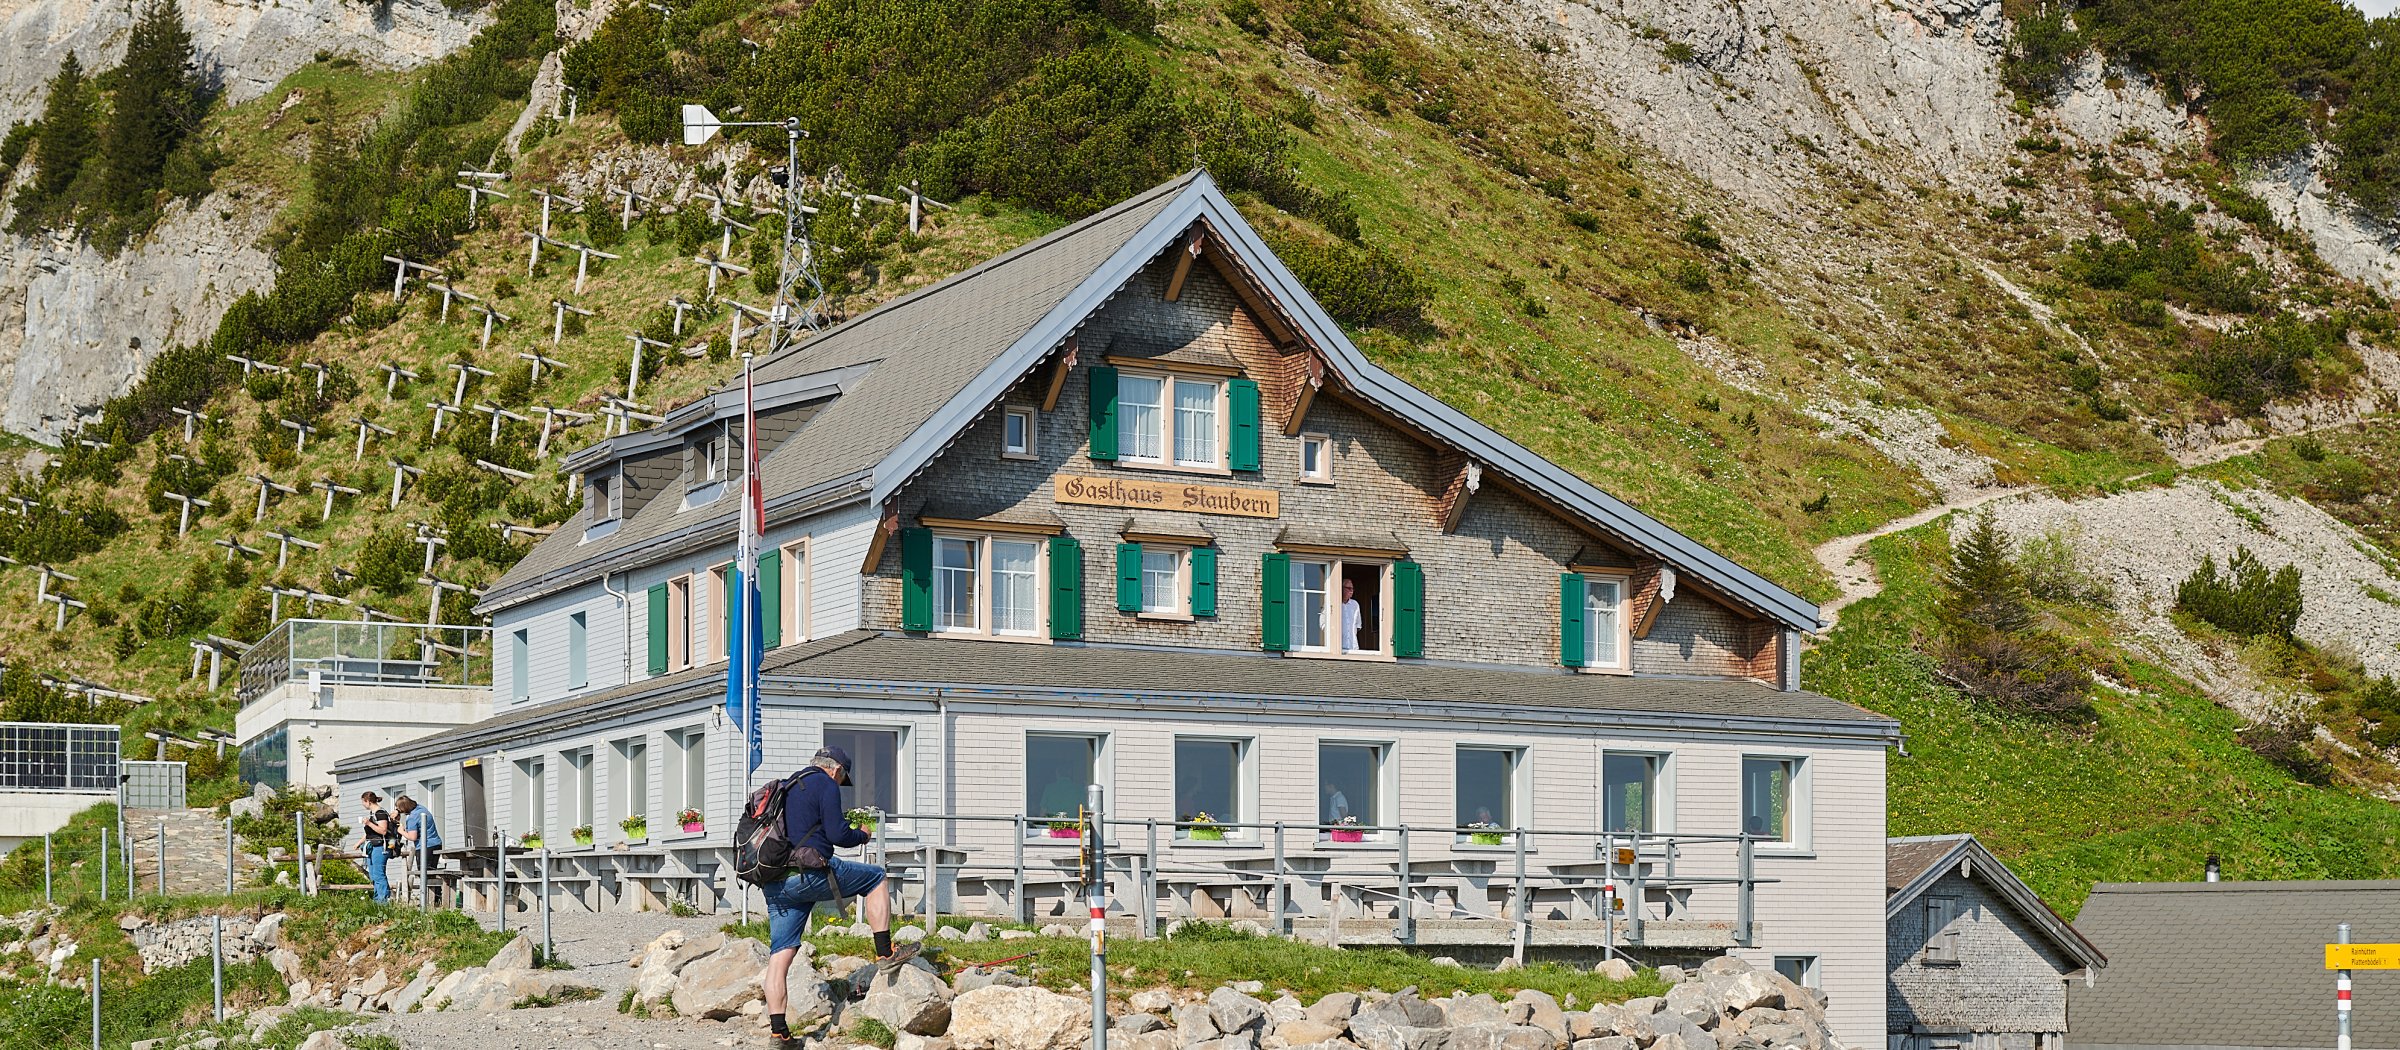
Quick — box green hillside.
[0,0,2393,912]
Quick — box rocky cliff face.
[0,0,489,443]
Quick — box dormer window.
[701,428,728,483]
[1118,371,1223,469]
[589,471,621,521]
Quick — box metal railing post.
[1736,833,1755,948]
[1271,823,1286,936]
[1143,819,1158,938]
[1511,829,1530,967]
[157,822,166,895]
[293,810,304,894]
[99,825,108,901]
[44,833,52,903]
[226,817,236,894]
[211,915,225,1022]
[1396,825,1413,944]
[123,815,134,898]
[497,832,509,931]
[1085,786,1108,1050]
[1627,831,1646,945]
[540,846,553,962]
[1011,816,1026,925]
[89,958,100,1050]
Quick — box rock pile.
[0,908,79,977]
[122,911,262,973]
[414,933,604,1013]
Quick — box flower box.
[571,834,594,846]
[1469,832,1506,847]
[519,835,545,850]
[1187,827,1226,842]
[680,821,705,834]
[1047,826,1082,840]
[1329,829,1365,843]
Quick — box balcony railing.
[238,619,492,705]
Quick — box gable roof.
[485,170,1820,631]
[1887,834,2104,972]
[2071,880,2400,1049]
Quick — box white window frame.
[562,746,595,846]
[666,575,693,672]
[508,628,529,702]
[824,724,910,834]
[708,562,731,666]
[1453,743,1527,846]
[1580,572,1632,672]
[1600,750,1673,836]
[1138,545,1189,619]
[1773,955,1820,989]
[1024,731,1110,838]
[609,736,649,836]
[1298,433,1333,483]
[1741,753,1811,850]
[780,538,812,646]
[664,726,706,834]
[419,777,446,841]
[1117,368,1230,473]
[1316,739,1393,844]
[567,611,589,692]
[513,756,546,841]
[1171,735,1256,842]
[590,471,622,521]
[701,426,728,483]
[932,531,1048,641]
[1288,556,1393,658]
[1001,406,1037,460]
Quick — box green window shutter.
[1261,552,1291,652]
[1190,546,1218,617]
[1229,378,1261,471]
[759,549,782,648]
[1087,365,1119,461]
[1394,560,1425,658]
[645,583,668,675]
[1116,543,1144,613]
[1560,572,1587,668]
[900,527,933,632]
[1049,536,1083,639]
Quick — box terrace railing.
[237,619,492,705]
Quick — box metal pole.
[124,814,134,899]
[226,818,235,894]
[1272,823,1286,936]
[540,846,553,963]
[157,822,166,895]
[1396,825,1412,944]
[1012,816,1026,925]
[100,825,108,901]
[1511,829,1530,967]
[44,833,52,903]
[211,915,225,1023]
[1086,785,1108,1050]
[2340,922,2354,1050]
[497,832,509,932]
[1144,819,1158,939]
[294,810,304,894]
[89,958,100,1050]
[1737,834,1756,948]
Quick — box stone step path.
[126,807,268,896]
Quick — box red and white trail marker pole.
[2341,923,2354,1050]
[1087,784,1110,1050]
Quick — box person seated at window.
[1322,781,1352,823]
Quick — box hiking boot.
[767,1034,806,1050]
[877,943,921,969]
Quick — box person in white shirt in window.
[1322,782,1351,823]
[1340,578,1363,652]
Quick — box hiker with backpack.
[745,745,906,1049]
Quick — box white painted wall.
[237,681,488,788]
[0,791,113,857]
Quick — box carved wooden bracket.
[1042,334,1080,412]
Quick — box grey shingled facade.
[1886,836,2102,1050]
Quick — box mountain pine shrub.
[2176,546,2303,639]
[1937,513,2094,721]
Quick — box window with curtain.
[1172,378,1219,465]
[1585,577,1625,668]
[1141,548,1183,614]
[1291,560,1331,651]
[935,537,978,631]
[1118,374,1164,462]
[991,540,1040,635]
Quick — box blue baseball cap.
[814,745,853,784]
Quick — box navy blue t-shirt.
[780,766,868,860]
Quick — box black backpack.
[735,769,829,886]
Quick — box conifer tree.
[1940,512,2031,635]
[96,0,203,222]
[7,54,97,233]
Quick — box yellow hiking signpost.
[2327,943,2400,969]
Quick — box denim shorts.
[764,856,886,954]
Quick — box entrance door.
[461,759,489,846]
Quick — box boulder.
[1595,959,1636,982]
[1131,989,1180,1014]
[954,966,1033,994]
[1657,966,1687,984]
[1190,1038,1261,1050]
[897,1037,957,1050]
[999,930,1038,941]
[1119,1014,1170,1035]
[1702,972,1784,1014]
[633,929,730,1010]
[1305,992,1360,1028]
[860,957,955,1036]
[1654,1033,1721,1050]
[1211,987,1271,1036]
[895,924,928,944]
[1178,1002,1223,1043]
[1347,994,1451,1050]
[1443,995,1507,1027]
[250,914,285,949]
[1664,983,1716,1026]
[268,947,302,982]
[296,1032,342,1050]
[1268,995,1308,1027]
[1429,957,1461,968]
[965,922,994,941]
[1698,957,1752,977]
[783,952,837,1029]
[948,985,1096,1050]
[938,926,967,941]
[390,969,436,1015]
[487,933,536,971]
[1508,990,1568,1043]
[1574,1040,1638,1050]
[118,913,145,932]
[1276,1021,1349,1046]
[672,938,770,1020]
[425,966,481,1010]
[1041,924,1076,938]
[1118,1033,1180,1050]
[1449,1024,1555,1050]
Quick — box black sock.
[770,1013,788,1036]
[873,931,893,957]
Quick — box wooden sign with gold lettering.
[1053,475,1281,518]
